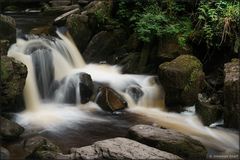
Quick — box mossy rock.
[158,55,205,106]
[0,56,27,112]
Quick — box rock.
[125,84,144,103]
[158,55,205,106]
[156,38,191,63]
[128,125,207,159]
[0,116,24,140]
[224,59,240,129]
[78,0,93,7]
[196,94,223,126]
[79,72,93,104]
[54,8,80,26]
[83,0,112,16]
[30,26,54,35]
[43,5,79,16]
[70,137,182,160]
[0,40,10,56]
[24,136,62,160]
[117,52,141,74]
[24,136,61,154]
[127,33,142,52]
[83,29,127,63]
[66,14,93,52]
[0,56,27,112]
[49,0,71,7]
[95,87,127,112]
[0,14,16,44]
[0,146,10,160]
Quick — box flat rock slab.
[71,137,182,160]
[128,125,207,159]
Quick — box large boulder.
[128,125,207,159]
[70,137,182,160]
[24,136,62,159]
[223,59,240,129]
[196,94,223,126]
[0,116,24,140]
[158,55,205,106]
[66,14,93,53]
[0,14,16,44]
[95,87,127,112]
[83,29,127,63]
[0,56,27,112]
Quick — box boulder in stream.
[158,55,205,107]
[70,137,182,160]
[95,87,128,112]
[0,56,27,112]
[223,59,240,129]
[196,94,223,126]
[79,72,93,104]
[0,116,24,140]
[24,136,62,160]
[128,124,207,159]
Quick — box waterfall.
[7,30,239,152]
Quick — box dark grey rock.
[0,56,27,112]
[224,59,240,129]
[0,116,24,140]
[128,124,207,159]
[70,137,182,160]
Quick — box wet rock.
[24,136,62,160]
[79,72,93,104]
[0,146,10,160]
[0,14,16,44]
[224,59,240,129]
[117,52,141,74]
[95,87,127,112]
[54,8,80,26]
[0,116,24,140]
[196,94,223,126]
[128,124,207,159]
[83,29,127,63]
[24,136,61,154]
[49,0,71,7]
[158,55,205,106]
[43,4,79,16]
[0,56,27,112]
[78,0,93,7]
[70,137,182,160]
[125,85,144,103]
[30,26,54,35]
[0,40,10,56]
[66,14,93,52]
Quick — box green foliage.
[116,0,193,47]
[195,0,239,49]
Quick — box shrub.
[195,0,239,51]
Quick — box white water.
[7,30,239,152]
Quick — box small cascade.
[7,29,239,152]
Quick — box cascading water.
[7,29,239,152]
